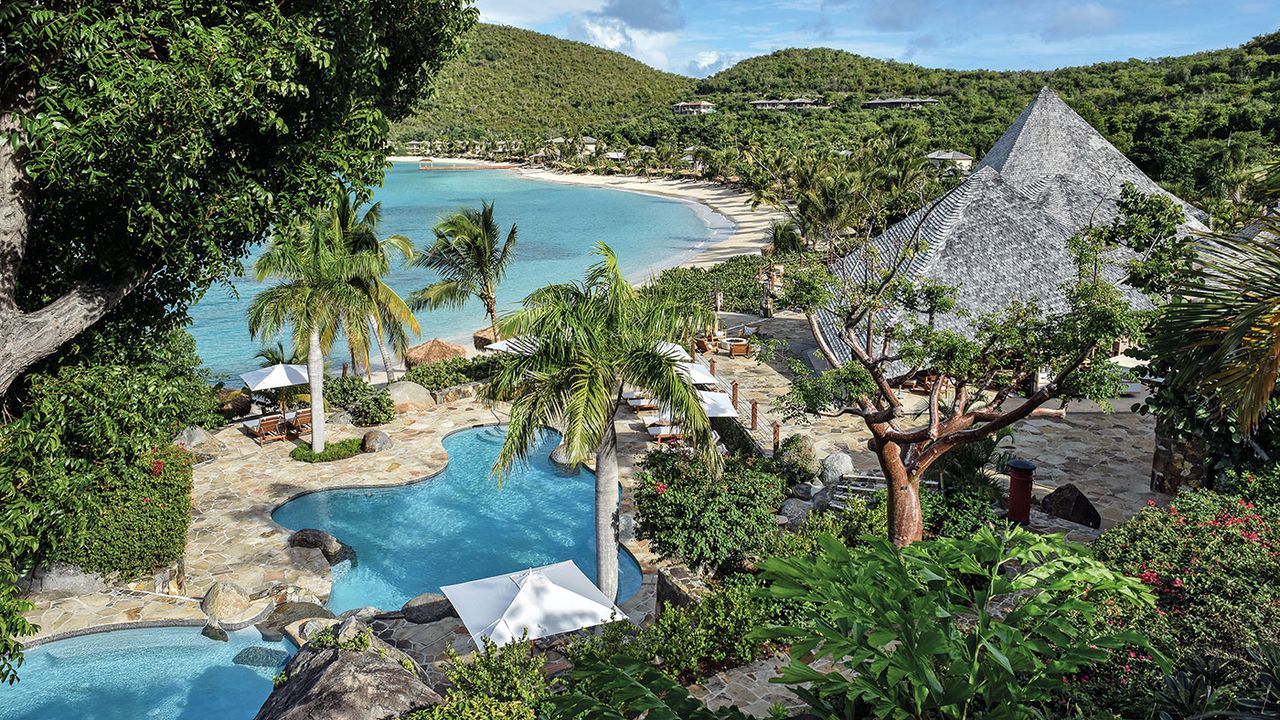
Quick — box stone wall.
[655,565,711,614]
[1150,418,1210,494]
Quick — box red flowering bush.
[1087,490,1280,707]
[634,449,786,574]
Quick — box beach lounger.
[248,414,286,446]
[289,408,312,435]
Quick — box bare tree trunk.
[874,434,923,546]
[370,313,395,383]
[594,417,621,602]
[308,325,326,453]
[486,297,500,344]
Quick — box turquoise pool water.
[0,626,293,720]
[189,163,729,380]
[272,425,643,612]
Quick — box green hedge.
[49,444,194,577]
[642,251,828,313]
[290,438,364,463]
[324,376,394,426]
[402,356,498,391]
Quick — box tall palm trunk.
[308,325,326,452]
[594,417,621,602]
[370,313,396,382]
[485,295,499,343]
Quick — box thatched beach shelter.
[404,338,467,368]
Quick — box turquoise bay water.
[0,627,293,720]
[272,426,643,612]
[190,163,729,380]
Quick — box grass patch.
[290,438,364,463]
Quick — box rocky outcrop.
[362,430,392,453]
[1040,483,1102,529]
[386,381,436,413]
[288,529,353,565]
[819,452,854,486]
[432,382,481,404]
[174,425,226,456]
[778,498,811,530]
[549,443,578,471]
[257,602,335,642]
[401,593,457,624]
[254,619,442,720]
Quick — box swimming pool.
[272,425,643,612]
[1,626,293,720]
[188,163,730,381]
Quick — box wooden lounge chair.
[289,408,312,435]
[249,414,286,446]
[647,424,685,443]
[627,396,659,411]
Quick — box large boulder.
[202,581,273,630]
[1040,483,1102,529]
[401,592,458,624]
[18,563,107,598]
[778,498,811,530]
[174,425,225,456]
[287,529,353,565]
[432,382,479,404]
[819,452,855,486]
[254,620,441,720]
[777,435,820,481]
[386,381,436,413]
[362,430,392,453]
[549,443,578,471]
[791,481,823,501]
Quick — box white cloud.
[568,15,679,69]
[475,0,603,27]
[685,50,743,76]
[1043,2,1120,41]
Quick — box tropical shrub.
[568,580,772,684]
[643,252,824,314]
[919,486,999,539]
[48,444,194,577]
[439,636,556,709]
[402,356,497,391]
[1219,462,1280,505]
[774,434,818,484]
[758,526,1156,719]
[290,438,364,463]
[546,657,749,720]
[323,376,394,426]
[402,697,534,720]
[633,450,786,573]
[1091,491,1280,685]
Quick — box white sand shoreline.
[391,157,780,269]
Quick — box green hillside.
[396,24,695,139]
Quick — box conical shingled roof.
[817,87,1194,364]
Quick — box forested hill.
[397,24,696,138]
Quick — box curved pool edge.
[21,619,209,650]
[268,421,654,606]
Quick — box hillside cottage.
[862,97,939,109]
[671,101,716,115]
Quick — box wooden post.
[731,381,739,406]
[751,400,759,430]
[709,358,717,376]
[772,422,781,455]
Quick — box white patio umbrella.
[441,561,626,650]
[698,390,738,418]
[484,336,537,355]
[239,363,309,391]
[678,361,717,386]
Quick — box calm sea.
[187,163,732,380]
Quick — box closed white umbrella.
[678,362,717,386]
[698,390,738,418]
[484,336,537,355]
[441,561,625,650]
[240,363,309,391]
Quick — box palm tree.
[335,185,419,381]
[1152,217,1280,432]
[249,207,380,452]
[487,244,720,601]
[410,201,518,344]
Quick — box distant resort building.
[749,98,826,111]
[817,87,1208,364]
[404,139,424,153]
[671,100,716,115]
[862,97,939,109]
[926,150,974,172]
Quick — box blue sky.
[474,0,1279,76]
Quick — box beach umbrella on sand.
[403,338,467,368]
[441,561,626,650]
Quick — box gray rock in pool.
[257,601,335,642]
[234,646,290,668]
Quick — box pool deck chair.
[249,415,286,446]
[289,408,312,436]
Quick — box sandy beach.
[397,157,781,268]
